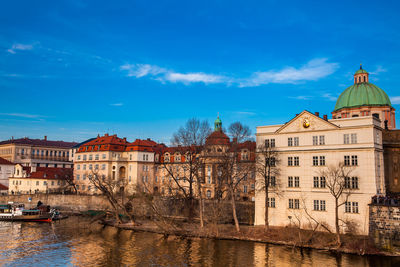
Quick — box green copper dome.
[333,82,392,112]
[214,116,222,131]
[355,68,368,74]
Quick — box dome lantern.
[354,64,369,84]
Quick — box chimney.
[233,137,238,144]
[44,136,47,141]
[323,115,328,121]
[296,114,299,117]
[315,112,320,117]
[31,165,37,173]
[147,138,151,141]
[123,137,127,142]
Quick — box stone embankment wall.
[0,194,255,224]
[0,194,111,211]
[369,204,400,252]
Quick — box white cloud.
[321,93,337,101]
[240,58,339,87]
[235,111,256,116]
[369,65,387,75]
[120,63,226,84]
[120,64,166,78]
[288,95,313,100]
[109,103,123,107]
[390,96,400,105]
[7,43,34,54]
[120,58,338,87]
[165,72,226,84]
[0,113,44,119]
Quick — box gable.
[276,111,339,134]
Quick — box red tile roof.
[77,134,128,153]
[0,184,8,190]
[0,157,14,165]
[27,167,73,180]
[205,131,230,146]
[126,139,158,152]
[0,138,77,148]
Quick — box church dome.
[333,66,392,112]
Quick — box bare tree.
[89,170,135,224]
[214,122,254,232]
[60,168,78,194]
[319,162,355,246]
[163,118,211,228]
[256,141,280,230]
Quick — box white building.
[255,110,384,235]
[0,157,14,187]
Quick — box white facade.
[255,111,384,235]
[0,162,14,187]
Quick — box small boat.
[0,202,55,222]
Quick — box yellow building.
[0,136,76,168]
[8,164,72,194]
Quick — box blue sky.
[1,0,400,144]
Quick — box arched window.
[363,76,366,82]
[358,77,361,83]
[206,190,211,198]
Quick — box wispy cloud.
[321,93,338,101]
[391,96,400,105]
[239,58,339,87]
[235,111,256,116]
[109,103,124,107]
[369,65,387,75]
[288,95,313,100]
[7,43,35,54]
[120,58,338,87]
[120,64,226,84]
[0,113,46,120]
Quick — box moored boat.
[0,202,53,222]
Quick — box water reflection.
[0,217,398,266]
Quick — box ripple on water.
[0,218,398,267]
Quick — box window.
[345,202,359,213]
[43,181,47,185]
[269,176,276,187]
[352,177,359,189]
[51,181,54,186]
[344,156,350,166]
[351,155,358,166]
[319,136,325,145]
[89,164,93,170]
[313,156,319,166]
[288,157,293,166]
[319,156,325,166]
[89,155,93,160]
[251,183,255,190]
[102,154,106,159]
[265,139,276,147]
[82,185,85,190]
[288,137,293,146]
[313,136,318,145]
[294,137,299,146]
[83,155,87,160]
[244,185,248,193]
[313,176,319,188]
[289,199,300,209]
[294,157,299,166]
[267,157,276,167]
[95,154,99,160]
[21,148,25,155]
[77,165,80,170]
[351,133,357,144]
[206,190,211,198]
[268,197,276,208]
[77,174,80,180]
[288,176,293,187]
[294,176,299,187]
[95,164,99,170]
[36,181,39,186]
[313,176,326,188]
[344,134,350,144]
[314,200,326,211]
[83,174,86,180]
[102,164,106,170]
[77,155,81,160]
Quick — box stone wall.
[0,194,111,212]
[369,204,400,252]
[0,194,255,224]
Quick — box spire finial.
[360,63,363,69]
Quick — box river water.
[0,217,398,267]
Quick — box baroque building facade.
[255,66,392,235]
[0,136,76,168]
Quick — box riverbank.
[99,219,399,257]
